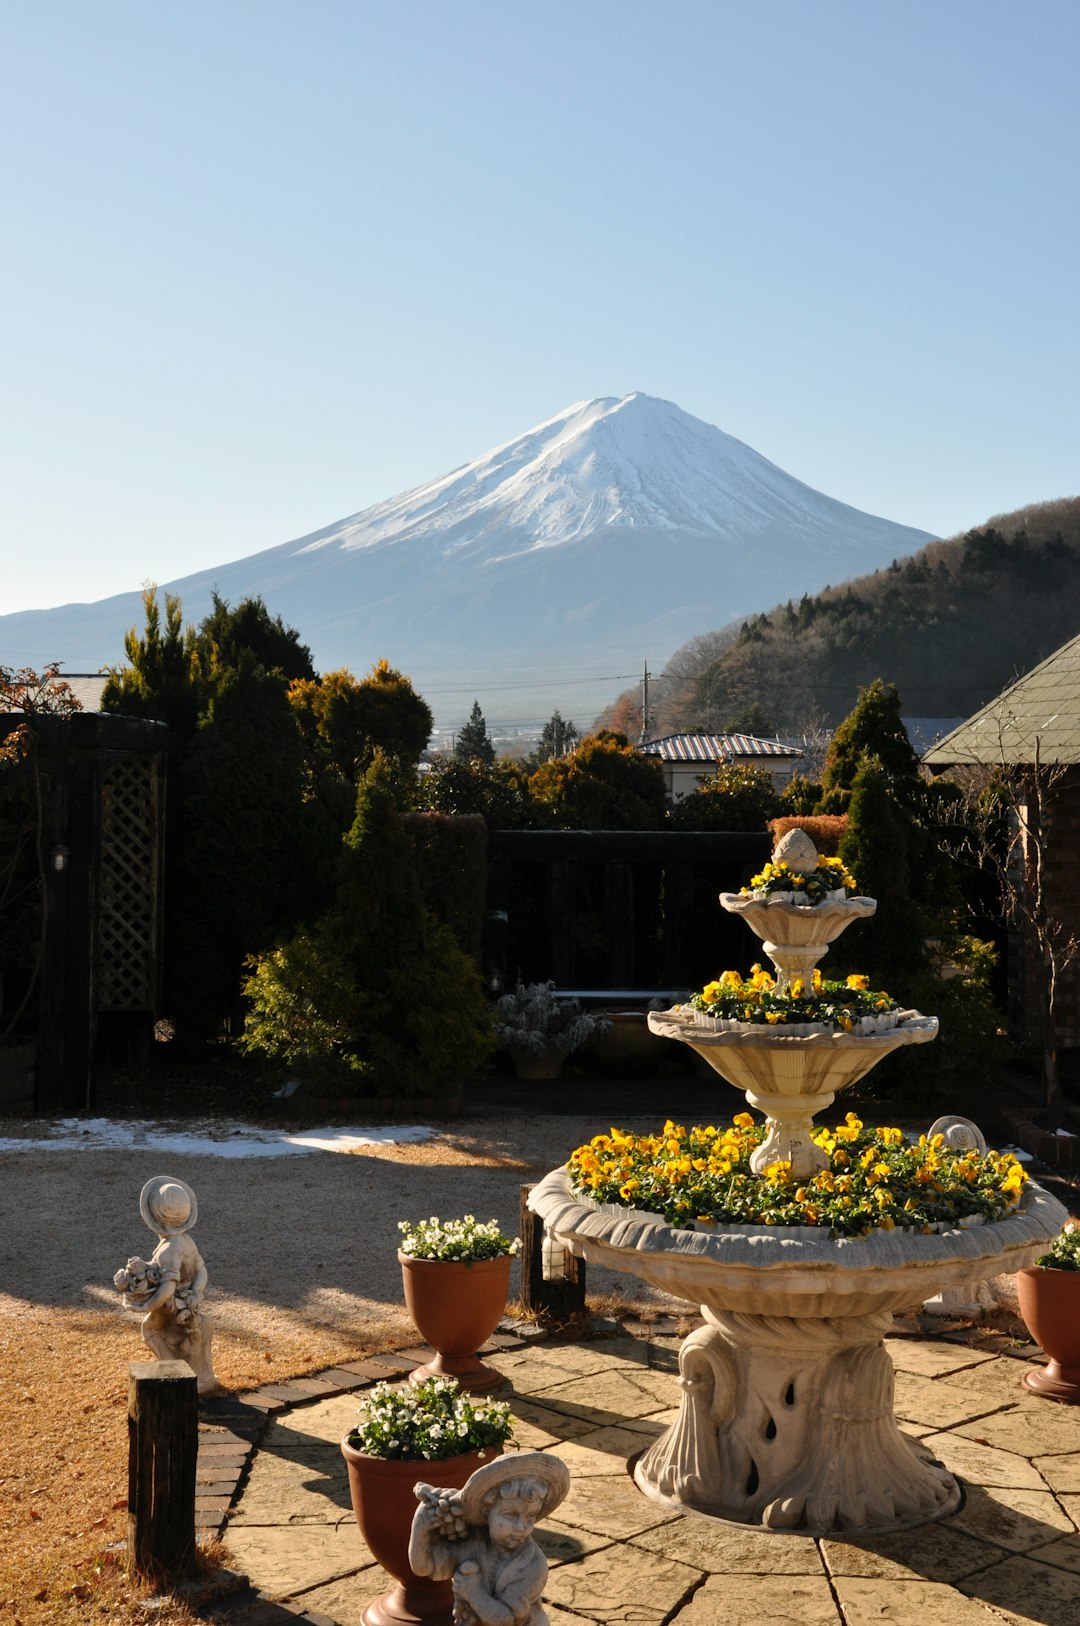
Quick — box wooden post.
[519,1184,586,1321]
[128,1360,198,1585]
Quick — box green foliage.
[529,731,667,829]
[200,592,315,682]
[779,775,822,815]
[454,700,495,765]
[667,764,780,831]
[528,710,580,768]
[102,585,206,736]
[289,661,433,788]
[1037,1222,1080,1271]
[171,656,313,1044]
[861,937,1004,1115]
[836,756,930,986]
[818,681,922,814]
[401,811,488,959]
[725,702,776,736]
[239,761,493,1094]
[628,496,1080,734]
[414,755,536,828]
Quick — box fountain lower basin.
[528,1168,1066,1535]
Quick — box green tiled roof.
[924,630,1080,765]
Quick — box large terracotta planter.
[1016,1265,1080,1403]
[340,1440,500,1625]
[400,1252,512,1394]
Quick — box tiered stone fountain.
[529,832,1066,1535]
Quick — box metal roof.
[923,631,1080,766]
[640,732,801,763]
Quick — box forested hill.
[610,496,1080,735]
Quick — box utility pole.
[640,660,651,744]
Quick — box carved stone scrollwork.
[634,1307,960,1534]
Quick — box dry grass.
[0,1302,410,1626]
[0,1097,664,1625]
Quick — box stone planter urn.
[400,1253,512,1395]
[340,1440,501,1626]
[1016,1264,1080,1403]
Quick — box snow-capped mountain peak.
[0,393,935,725]
[295,392,835,560]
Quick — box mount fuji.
[1,393,934,727]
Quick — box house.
[924,630,1080,1059]
[638,733,802,799]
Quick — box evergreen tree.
[455,700,495,765]
[415,755,535,828]
[101,586,206,737]
[289,660,433,792]
[725,703,776,737]
[818,680,921,814]
[199,592,316,682]
[668,764,780,831]
[529,731,667,829]
[836,756,929,987]
[529,711,579,766]
[170,655,313,1044]
[239,758,493,1092]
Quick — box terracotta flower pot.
[340,1440,500,1626]
[1016,1265,1080,1403]
[400,1252,512,1394]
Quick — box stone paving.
[206,1323,1080,1626]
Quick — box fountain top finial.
[773,828,819,873]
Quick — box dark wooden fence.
[484,829,772,998]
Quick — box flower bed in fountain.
[684,965,901,1035]
[740,853,856,904]
[566,1113,1028,1238]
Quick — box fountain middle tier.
[648,1010,938,1177]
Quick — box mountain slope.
[618,496,1080,737]
[0,393,934,726]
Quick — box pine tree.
[455,700,495,764]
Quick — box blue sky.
[3,0,1078,614]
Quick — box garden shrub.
[401,812,487,959]
[667,764,780,831]
[767,814,848,856]
[239,760,493,1094]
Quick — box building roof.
[639,732,801,764]
[923,631,1080,767]
[1,671,109,714]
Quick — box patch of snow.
[0,1117,434,1157]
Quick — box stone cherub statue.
[409,1452,570,1626]
[113,1174,220,1395]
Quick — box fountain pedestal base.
[634,1308,960,1535]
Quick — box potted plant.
[340,1375,513,1626]
[1016,1221,1080,1403]
[494,979,608,1080]
[399,1215,519,1394]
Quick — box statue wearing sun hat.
[113,1174,220,1395]
[409,1451,570,1626]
